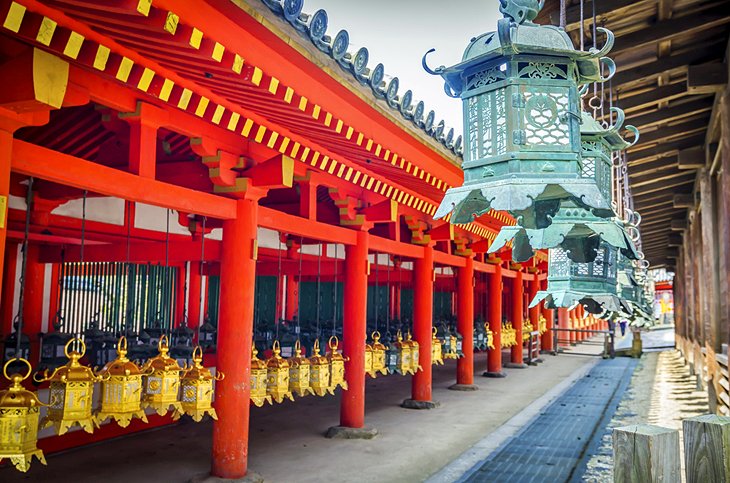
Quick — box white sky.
[304,0,502,138]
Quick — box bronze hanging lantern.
[326,336,348,392]
[0,358,46,472]
[393,330,413,375]
[308,339,332,396]
[486,323,495,350]
[405,331,422,374]
[175,346,223,422]
[431,327,444,365]
[36,338,99,435]
[288,340,313,397]
[265,341,294,403]
[94,336,148,428]
[368,331,388,377]
[250,344,272,406]
[140,335,183,416]
[425,0,616,226]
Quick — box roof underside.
[539,0,730,268]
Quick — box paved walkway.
[457,357,638,483]
[1,342,605,483]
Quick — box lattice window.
[523,91,570,147]
[465,66,505,91]
[480,93,493,157]
[581,157,596,179]
[549,248,570,276]
[467,97,479,161]
[495,89,507,155]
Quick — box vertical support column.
[557,307,569,350]
[451,256,476,390]
[719,94,730,351]
[403,245,438,408]
[0,131,11,308]
[528,272,540,351]
[0,242,17,337]
[541,306,555,353]
[211,198,258,480]
[331,230,374,436]
[485,263,505,377]
[508,271,526,368]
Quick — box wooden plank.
[613,425,681,483]
[674,194,695,208]
[552,0,641,27]
[628,101,714,131]
[683,415,730,483]
[613,48,722,86]
[619,83,688,112]
[678,147,707,169]
[688,63,728,94]
[634,116,710,147]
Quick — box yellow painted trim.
[312,105,321,119]
[290,142,300,158]
[267,131,279,149]
[366,177,375,190]
[177,88,193,110]
[345,127,354,140]
[300,147,310,161]
[137,68,155,92]
[212,42,225,62]
[189,27,203,49]
[373,180,381,192]
[284,87,294,103]
[227,112,241,131]
[159,79,174,101]
[298,96,308,111]
[232,54,244,74]
[164,12,179,35]
[335,119,343,133]
[319,156,329,170]
[310,151,320,166]
[385,186,393,197]
[3,2,26,33]
[241,118,254,137]
[327,160,337,175]
[365,139,373,151]
[344,167,353,181]
[337,164,346,178]
[374,144,382,157]
[211,105,225,124]
[137,0,152,16]
[63,32,84,59]
[278,137,290,153]
[360,174,369,187]
[268,77,279,95]
[116,57,134,82]
[324,112,332,127]
[352,171,361,184]
[254,125,267,143]
[356,133,364,146]
[251,67,263,86]
[36,17,57,46]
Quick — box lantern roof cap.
[141,336,183,373]
[1,359,44,408]
[266,341,291,369]
[181,347,217,381]
[530,290,631,315]
[97,337,144,377]
[37,339,98,383]
[580,108,639,150]
[251,345,268,370]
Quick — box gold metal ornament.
[175,346,224,422]
[288,340,313,397]
[364,339,374,376]
[266,340,294,403]
[36,338,99,435]
[326,336,348,391]
[500,323,518,348]
[140,335,183,416]
[368,331,388,377]
[485,324,495,350]
[405,331,422,374]
[538,315,547,335]
[522,319,534,342]
[95,336,148,428]
[0,359,46,472]
[308,339,332,396]
[250,344,272,407]
[431,327,444,365]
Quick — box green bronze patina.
[425,0,616,225]
[530,243,630,315]
[487,108,640,262]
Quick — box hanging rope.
[332,244,338,337]
[124,201,133,336]
[374,252,379,333]
[315,243,322,339]
[197,217,206,342]
[559,0,567,28]
[80,190,87,263]
[295,236,304,336]
[13,178,34,355]
[579,0,584,51]
[275,233,283,340]
[164,209,171,336]
[385,254,391,335]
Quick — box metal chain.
[559,0,566,29]
[275,233,283,340]
[332,244,338,336]
[14,178,34,354]
[315,243,322,338]
[197,216,206,342]
[374,251,379,332]
[296,236,304,334]
[385,254,391,334]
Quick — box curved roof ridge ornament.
[498,0,545,25]
[260,0,462,154]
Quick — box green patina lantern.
[488,108,640,263]
[530,243,630,315]
[425,0,616,226]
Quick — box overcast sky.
[304,0,502,137]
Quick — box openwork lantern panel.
[326,336,348,392]
[95,336,148,428]
[308,339,332,396]
[140,336,183,416]
[250,345,272,406]
[176,346,223,422]
[266,341,294,403]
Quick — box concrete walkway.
[1,342,605,483]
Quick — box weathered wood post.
[683,414,730,483]
[613,425,681,483]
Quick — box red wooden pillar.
[568,309,577,344]
[211,198,258,479]
[509,271,526,367]
[485,263,505,377]
[0,131,11,309]
[541,305,554,352]
[453,256,476,389]
[338,230,369,429]
[405,245,437,407]
[22,244,44,363]
[188,261,203,332]
[557,307,570,349]
[1,242,17,337]
[174,262,186,327]
[528,272,539,349]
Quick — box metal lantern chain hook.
[197,216,206,343]
[332,244,338,337]
[296,235,304,334]
[14,177,34,355]
[374,251,379,332]
[275,233,283,340]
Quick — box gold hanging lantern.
[175,346,224,422]
[485,324,495,350]
[364,339,374,377]
[522,319,534,342]
[309,339,332,396]
[500,323,517,348]
[326,336,348,392]
[36,338,98,435]
[431,327,444,365]
[140,335,183,416]
[288,340,313,397]
[539,315,548,335]
[368,331,388,377]
[0,358,46,472]
[266,341,294,403]
[393,330,412,375]
[95,336,148,428]
[250,344,272,407]
[404,331,422,374]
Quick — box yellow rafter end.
[137,0,152,16]
[195,97,209,117]
[345,127,354,140]
[164,12,179,35]
[284,87,294,104]
[36,17,57,46]
[3,2,26,33]
[268,77,279,95]
[212,105,225,124]
[189,27,203,49]
[251,67,263,86]
[278,137,290,154]
[241,118,254,137]
[116,57,134,82]
[232,54,244,74]
[212,42,225,62]
[254,125,267,143]
[137,68,155,92]
[227,112,241,131]
[267,131,279,149]
[159,78,174,101]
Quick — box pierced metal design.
[465,66,505,91]
[518,62,567,80]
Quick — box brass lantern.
[364,339,374,377]
[36,338,99,435]
[522,319,533,342]
[95,336,148,428]
[266,341,294,403]
[140,335,183,416]
[289,340,313,397]
[250,344,272,406]
[393,331,412,375]
[485,324,495,350]
[326,336,348,392]
[0,358,46,472]
[368,331,388,377]
[176,346,224,422]
[309,339,332,396]
[405,331,422,374]
[539,315,548,335]
[431,327,444,365]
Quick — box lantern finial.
[499,0,545,24]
